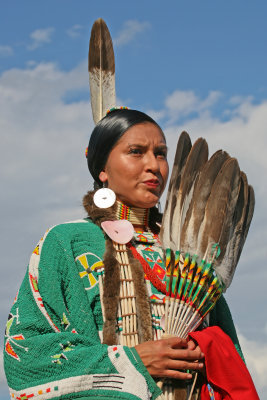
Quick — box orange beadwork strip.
[128,243,166,295]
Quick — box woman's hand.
[135,337,205,380]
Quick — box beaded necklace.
[115,200,164,292]
[115,201,150,227]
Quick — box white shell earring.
[93,182,116,208]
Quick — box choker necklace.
[115,201,150,228]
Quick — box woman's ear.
[99,170,108,183]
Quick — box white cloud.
[0,45,13,57]
[28,27,55,50]
[114,20,150,47]
[164,89,222,122]
[144,108,165,122]
[66,24,83,38]
[26,60,38,68]
[238,330,267,398]
[228,95,254,106]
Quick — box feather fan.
[89,18,116,124]
[160,131,254,339]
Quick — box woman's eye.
[129,148,142,155]
[155,151,167,159]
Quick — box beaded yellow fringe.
[115,201,150,227]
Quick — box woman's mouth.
[143,179,160,188]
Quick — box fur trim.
[83,190,117,225]
[83,190,155,344]
[102,239,120,345]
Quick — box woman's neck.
[115,200,150,230]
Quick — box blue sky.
[1,1,267,398]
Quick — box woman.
[4,109,246,400]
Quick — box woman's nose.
[145,152,160,173]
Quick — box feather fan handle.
[163,250,224,339]
[89,18,116,124]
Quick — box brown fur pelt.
[83,190,117,225]
[83,190,155,343]
[101,239,121,344]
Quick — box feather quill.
[89,18,116,124]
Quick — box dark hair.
[87,109,164,186]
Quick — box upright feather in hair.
[89,18,116,124]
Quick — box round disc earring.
[93,183,116,208]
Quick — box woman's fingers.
[165,337,188,349]
[161,367,202,380]
[187,339,197,350]
[160,369,193,380]
[135,337,205,379]
[168,347,204,361]
[166,358,204,373]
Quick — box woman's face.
[99,122,169,208]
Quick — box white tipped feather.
[89,19,116,124]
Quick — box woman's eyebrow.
[155,144,168,152]
[127,143,168,150]
[127,143,147,149]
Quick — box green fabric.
[209,295,244,361]
[4,219,159,400]
[4,218,242,400]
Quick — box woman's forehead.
[118,122,166,145]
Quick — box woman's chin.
[128,193,160,209]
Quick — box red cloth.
[189,327,259,400]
